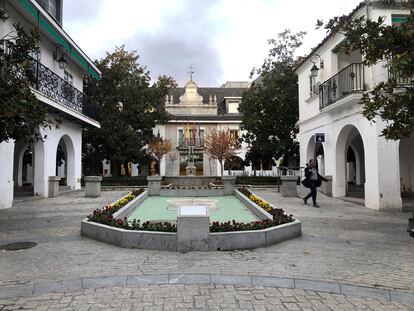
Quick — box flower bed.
[87,189,177,232]
[208,187,294,232]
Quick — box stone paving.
[0,189,413,310]
[0,284,411,311]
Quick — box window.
[228,101,239,113]
[64,71,73,85]
[178,128,204,146]
[229,130,239,140]
[392,15,408,26]
[309,75,316,97]
[29,49,41,61]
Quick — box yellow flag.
[186,122,190,143]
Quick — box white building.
[296,2,413,211]
[154,77,251,176]
[0,0,100,208]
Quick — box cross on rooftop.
[188,65,195,81]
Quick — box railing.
[319,63,364,109]
[31,58,99,120]
[178,138,204,148]
[388,67,413,85]
[223,166,305,177]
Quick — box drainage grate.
[0,242,37,251]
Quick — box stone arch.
[56,135,76,188]
[13,141,39,197]
[335,124,366,197]
[306,136,325,174]
[399,132,414,195]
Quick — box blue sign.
[315,133,325,143]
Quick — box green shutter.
[392,15,408,25]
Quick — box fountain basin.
[81,189,301,251]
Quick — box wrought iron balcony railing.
[1,40,98,120]
[31,58,98,120]
[319,63,365,109]
[178,138,204,148]
[388,67,413,85]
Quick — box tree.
[82,46,175,176]
[204,129,240,177]
[147,136,172,175]
[239,30,304,168]
[319,0,414,140]
[0,22,55,143]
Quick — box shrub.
[235,176,281,185]
[210,213,293,232]
[101,176,148,186]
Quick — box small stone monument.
[48,176,61,198]
[147,176,162,196]
[280,176,299,197]
[84,176,103,198]
[222,176,236,195]
[177,205,210,251]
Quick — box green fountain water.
[127,195,259,223]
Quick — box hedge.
[101,176,148,186]
[235,176,281,185]
[97,175,281,186]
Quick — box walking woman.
[302,159,327,208]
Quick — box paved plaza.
[0,189,413,310]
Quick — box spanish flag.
[193,123,197,145]
[186,122,190,144]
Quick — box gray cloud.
[126,0,224,86]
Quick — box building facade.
[0,0,100,208]
[154,78,250,176]
[296,2,412,211]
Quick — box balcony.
[319,63,365,109]
[31,58,98,120]
[388,67,413,86]
[178,138,204,149]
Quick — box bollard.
[85,176,103,198]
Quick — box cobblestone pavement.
[0,189,413,310]
[0,284,412,311]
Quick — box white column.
[131,163,139,176]
[160,157,166,176]
[365,122,402,211]
[0,141,15,209]
[33,140,48,197]
[16,145,26,187]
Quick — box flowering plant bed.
[205,187,295,232]
[210,214,293,232]
[238,187,273,212]
[87,189,177,232]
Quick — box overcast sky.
[63,0,361,86]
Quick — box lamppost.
[310,53,324,77]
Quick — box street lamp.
[310,54,324,77]
[54,45,68,70]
